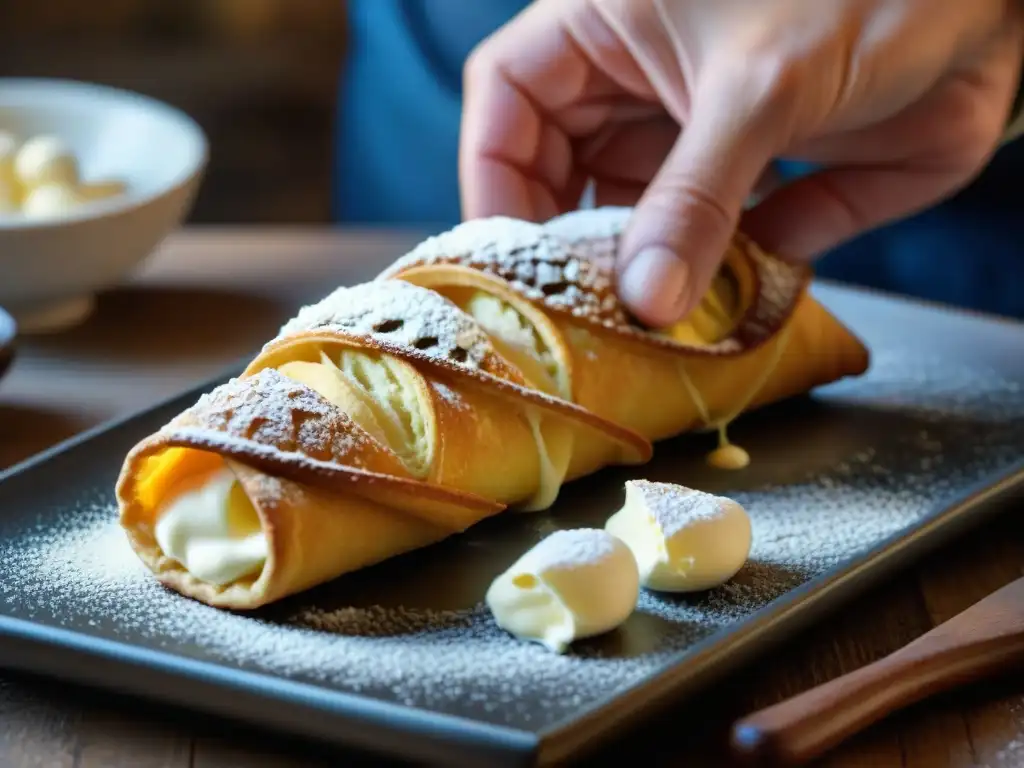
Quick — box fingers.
[614,72,789,327]
[613,27,1019,327]
[744,60,1018,259]
[460,0,593,222]
[581,116,679,206]
[785,70,1011,167]
[740,163,977,261]
[461,0,1019,334]
[580,116,680,181]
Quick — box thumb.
[615,78,788,328]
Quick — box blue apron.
[334,0,1024,318]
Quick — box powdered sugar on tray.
[1,349,1023,730]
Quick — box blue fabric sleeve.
[333,0,528,229]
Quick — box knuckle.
[806,172,871,235]
[462,39,499,91]
[642,176,737,243]
[752,50,805,102]
[713,42,807,119]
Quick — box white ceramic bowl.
[0,78,208,333]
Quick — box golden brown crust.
[379,214,817,358]
[165,367,410,475]
[243,280,653,466]
[116,207,871,610]
[115,369,505,609]
[395,265,577,399]
[116,368,503,530]
[119,457,450,610]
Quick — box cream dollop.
[605,480,751,592]
[21,183,81,218]
[465,292,556,390]
[154,466,268,586]
[485,528,639,653]
[0,131,128,219]
[15,134,79,188]
[707,442,751,471]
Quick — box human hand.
[459,0,1024,327]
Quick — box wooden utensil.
[730,574,1024,766]
[0,306,15,381]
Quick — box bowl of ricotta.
[0,78,208,333]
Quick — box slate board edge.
[0,613,538,768]
[1,286,1023,766]
[537,458,1024,765]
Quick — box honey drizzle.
[677,322,795,470]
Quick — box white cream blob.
[154,467,268,586]
[21,183,81,218]
[605,480,751,592]
[14,134,79,188]
[519,409,574,512]
[0,131,127,218]
[485,528,639,653]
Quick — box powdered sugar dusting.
[517,528,618,573]
[626,480,734,538]
[544,207,631,271]
[275,280,510,379]
[543,209,810,354]
[429,380,470,412]
[1,503,670,719]
[168,368,378,467]
[381,208,807,356]
[380,216,626,329]
[0,350,1022,731]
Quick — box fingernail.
[618,246,690,326]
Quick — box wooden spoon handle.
[730,637,1024,766]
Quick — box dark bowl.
[0,306,15,382]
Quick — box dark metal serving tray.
[0,283,1022,767]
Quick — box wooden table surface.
[0,228,1022,768]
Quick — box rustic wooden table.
[0,228,1022,768]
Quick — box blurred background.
[0,0,348,224]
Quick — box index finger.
[459,0,593,222]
